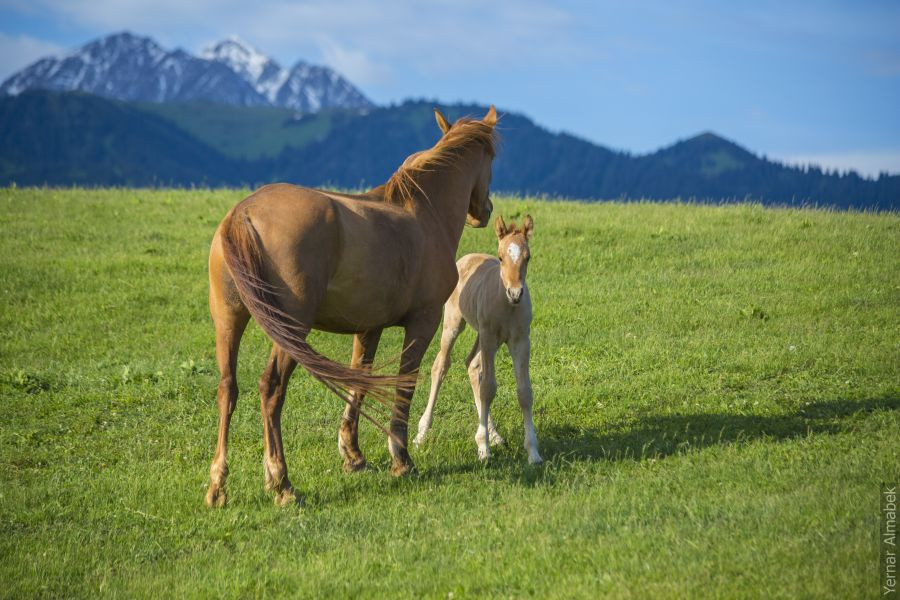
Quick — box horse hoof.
[488,432,505,447]
[477,448,491,462]
[274,487,301,508]
[263,460,285,492]
[205,485,227,508]
[413,432,426,447]
[528,455,543,465]
[343,456,367,473]
[390,459,417,477]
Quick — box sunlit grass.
[1,188,897,598]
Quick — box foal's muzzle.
[506,286,523,304]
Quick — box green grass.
[0,188,897,598]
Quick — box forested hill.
[1,91,896,209]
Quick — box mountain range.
[0,32,896,210]
[2,91,896,210]
[0,32,372,112]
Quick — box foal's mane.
[383,117,497,208]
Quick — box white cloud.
[780,152,900,178]
[10,0,584,81]
[313,35,391,86]
[0,33,64,80]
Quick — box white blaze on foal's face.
[494,214,534,305]
[507,242,522,264]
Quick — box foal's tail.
[219,208,416,443]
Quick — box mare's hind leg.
[338,329,383,472]
[259,346,299,506]
[205,302,250,508]
[414,304,465,446]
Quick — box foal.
[415,215,542,464]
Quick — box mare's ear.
[494,215,507,240]
[523,214,534,239]
[483,105,497,128]
[434,108,451,135]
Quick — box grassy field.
[0,188,897,598]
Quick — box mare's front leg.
[415,302,465,446]
[468,334,499,461]
[509,335,542,464]
[259,346,299,506]
[338,329,383,472]
[390,309,442,476]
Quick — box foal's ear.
[494,215,507,239]
[523,214,534,239]
[434,108,451,135]
[483,105,497,128]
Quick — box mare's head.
[494,214,534,305]
[434,106,498,228]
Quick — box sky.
[1,0,899,176]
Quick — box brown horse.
[205,106,498,507]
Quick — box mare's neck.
[407,145,483,253]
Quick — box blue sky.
[1,0,898,176]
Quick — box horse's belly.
[312,213,423,332]
[313,279,409,333]
[313,301,405,333]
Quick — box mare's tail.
[219,208,416,442]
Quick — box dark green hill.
[263,102,899,209]
[136,101,328,160]
[0,91,244,186]
[1,91,897,209]
[639,133,899,209]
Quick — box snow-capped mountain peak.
[1,31,373,113]
[201,35,373,112]
[0,31,267,106]
[200,36,277,87]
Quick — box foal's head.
[494,215,534,305]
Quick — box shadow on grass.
[305,395,899,503]
[539,395,900,464]
[417,395,899,485]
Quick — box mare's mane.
[383,117,498,208]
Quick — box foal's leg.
[508,335,542,464]
[389,309,442,476]
[338,329,383,472]
[259,346,299,506]
[486,413,504,446]
[469,335,499,461]
[205,306,250,508]
[414,304,465,446]
[463,336,502,446]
